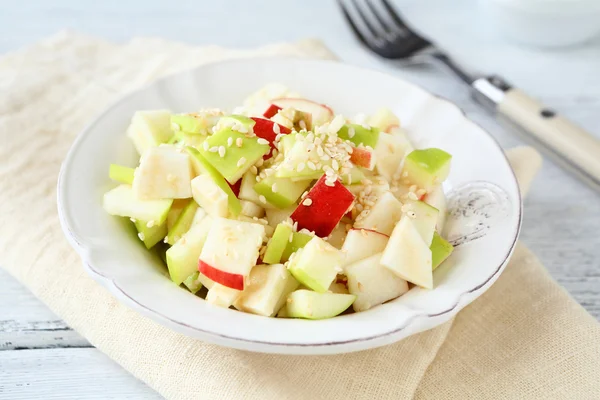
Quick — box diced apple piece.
[287,237,343,293]
[233,264,299,316]
[381,217,433,289]
[281,231,313,262]
[424,186,447,233]
[374,130,413,181]
[368,108,400,132]
[337,124,379,148]
[187,147,241,216]
[285,290,355,320]
[134,219,167,249]
[198,217,265,290]
[238,171,263,205]
[166,200,199,245]
[254,175,311,209]
[213,115,255,134]
[345,253,409,312]
[191,175,229,218]
[109,164,135,184]
[250,117,291,157]
[206,283,242,308]
[240,200,264,218]
[166,216,213,285]
[341,229,389,266]
[133,146,193,199]
[290,175,355,238]
[402,148,452,192]
[199,128,269,184]
[265,206,295,228]
[350,147,376,170]
[183,272,203,294]
[197,272,215,290]
[403,201,439,246]
[103,184,172,224]
[126,110,173,155]
[271,98,334,126]
[166,199,189,231]
[431,232,454,270]
[326,223,348,249]
[354,192,403,235]
[345,181,390,197]
[263,223,294,264]
[275,140,326,181]
[263,104,282,118]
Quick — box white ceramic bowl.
[58,58,521,355]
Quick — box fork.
[339,0,600,189]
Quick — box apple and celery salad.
[103,85,454,320]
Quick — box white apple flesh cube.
[368,108,400,132]
[206,283,242,308]
[133,146,193,200]
[374,130,413,182]
[165,216,213,285]
[233,264,299,317]
[424,185,447,233]
[103,184,172,224]
[381,217,433,289]
[346,253,409,312]
[287,237,344,293]
[126,110,173,156]
[240,200,265,218]
[198,217,265,290]
[403,201,439,246]
[265,206,295,228]
[191,175,229,218]
[354,191,403,235]
[238,171,263,205]
[341,229,389,266]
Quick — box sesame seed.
[209,146,219,153]
[129,217,136,223]
[146,220,155,228]
[332,159,339,170]
[255,175,261,182]
[227,137,233,147]
[299,120,307,130]
[250,166,258,174]
[301,191,309,199]
[273,123,280,134]
[171,122,181,131]
[255,158,264,167]
[408,192,418,200]
[302,198,313,206]
[237,157,247,167]
[416,189,427,197]
[218,146,226,157]
[257,138,269,145]
[307,161,317,170]
[203,141,210,151]
[236,138,243,147]
[271,183,278,193]
[289,232,294,243]
[137,232,145,241]
[259,195,267,204]
[297,162,305,172]
[348,127,355,138]
[325,179,335,187]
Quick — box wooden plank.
[0,348,161,399]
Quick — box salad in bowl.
[102,85,454,320]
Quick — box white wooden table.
[1,0,599,398]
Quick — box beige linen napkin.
[1,32,599,399]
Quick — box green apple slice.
[166,200,199,245]
[402,148,452,191]
[281,231,313,262]
[285,290,356,320]
[133,146,193,200]
[430,232,454,270]
[337,124,379,148]
[187,147,241,216]
[171,111,221,135]
[403,200,439,246]
[233,264,299,316]
[275,140,326,181]
[354,192,403,235]
[103,184,172,224]
[191,175,229,218]
[165,216,213,285]
[263,223,294,264]
[345,253,409,312]
[381,217,433,289]
[214,115,255,133]
[254,175,311,209]
[109,164,135,184]
[134,219,167,249]
[199,128,269,184]
[183,272,203,294]
[166,199,188,231]
[287,237,343,293]
[126,110,174,156]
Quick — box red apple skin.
[291,175,355,237]
[228,179,242,197]
[263,104,282,118]
[198,260,244,291]
[350,147,375,170]
[251,117,291,158]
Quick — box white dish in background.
[482,0,600,48]
[57,58,521,355]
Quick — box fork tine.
[380,0,412,32]
[348,0,383,39]
[337,0,369,46]
[364,0,393,33]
